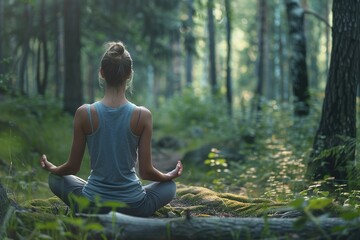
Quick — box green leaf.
[290,198,305,208]
[340,210,360,221]
[85,223,104,231]
[101,201,127,209]
[37,234,54,240]
[318,191,329,197]
[62,217,84,226]
[204,159,212,165]
[308,198,332,210]
[70,195,90,209]
[36,221,59,230]
[208,152,217,159]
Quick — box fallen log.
[79,212,358,240]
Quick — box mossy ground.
[157,184,288,218]
[18,184,288,219]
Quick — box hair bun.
[101,40,133,89]
[106,41,125,55]
[113,43,125,55]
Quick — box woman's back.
[82,101,145,203]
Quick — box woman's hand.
[40,154,56,173]
[165,160,183,180]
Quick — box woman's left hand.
[40,154,56,172]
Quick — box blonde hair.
[99,41,133,92]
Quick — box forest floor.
[19,183,289,219]
[149,147,301,218]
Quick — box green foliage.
[0,65,13,94]
[310,134,360,190]
[0,96,72,159]
[0,96,90,202]
[204,148,230,191]
[6,210,108,240]
[4,196,128,239]
[289,194,360,239]
[155,88,233,145]
[173,99,316,199]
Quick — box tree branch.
[304,9,332,29]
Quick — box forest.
[0,0,360,239]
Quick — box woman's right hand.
[165,160,183,180]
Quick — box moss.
[21,197,69,215]
[171,184,287,217]
[19,186,345,219]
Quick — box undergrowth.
[155,90,360,208]
[0,97,91,202]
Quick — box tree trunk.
[87,63,95,103]
[285,0,310,116]
[224,0,232,116]
[0,0,3,76]
[36,0,48,96]
[307,0,360,182]
[18,4,32,95]
[184,0,195,87]
[147,64,155,107]
[254,0,268,112]
[54,0,63,99]
[324,0,330,75]
[166,30,181,98]
[274,2,286,102]
[63,0,82,114]
[207,0,217,95]
[303,0,320,90]
[79,212,355,240]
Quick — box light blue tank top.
[82,101,145,204]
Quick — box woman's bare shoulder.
[131,105,152,135]
[136,106,152,116]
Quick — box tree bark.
[324,0,330,75]
[36,0,48,96]
[224,0,232,116]
[184,0,195,88]
[166,28,181,98]
[207,0,217,95]
[285,0,310,116]
[307,0,360,181]
[18,4,32,95]
[254,0,268,112]
[79,212,356,240]
[63,0,82,114]
[0,0,3,76]
[54,0,63,99]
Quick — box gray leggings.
[48,174,176,217]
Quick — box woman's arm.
[40,105,87,176]
[136,107,182,181]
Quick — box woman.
[40,41,183,217]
